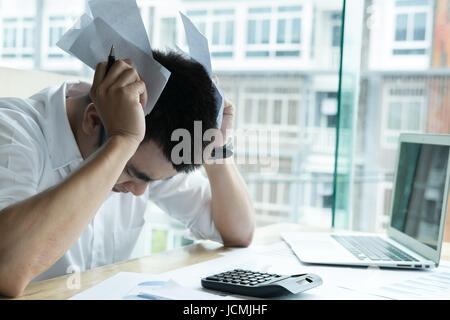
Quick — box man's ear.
[81,103,102,137]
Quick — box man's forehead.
[131,141,177,181]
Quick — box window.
[46,15,76,59]
[0,0,343,250]
[246,18,270,45]
[382,81,426,147]
[336,0,449,233]
[391,0,431,56]
[413,12,426,40]
[1,16,34,59]
[246,5,303,58]
[394,11,427,43]
[387,101,422,131]
[186,8,235,58]
[332,25,341,47]
[2,26,17,48]
[395,14,408,41]
[160,17,177,48]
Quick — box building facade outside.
[0,0,448,252]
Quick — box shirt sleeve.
[147,170,223,243]
[0,109,44,211]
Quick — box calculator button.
[206,277,220,281]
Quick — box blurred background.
[0,0,448,257]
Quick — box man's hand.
[212,75,234,146]
[90,59,147,147]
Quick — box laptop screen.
[390,142,449,250]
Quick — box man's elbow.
[0,273,28,298]
[0,256,30,298]
[223,227,254,248]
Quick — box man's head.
[144,50,219,172]
[79,50,219,195]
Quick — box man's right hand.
[90,59,147,148]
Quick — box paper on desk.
[57,0,170,115]
[339,261,450,300]
[69,242,387,300]
[69,272,229,300]
[158,247,384,300]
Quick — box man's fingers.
[212,74,219,85]
[109,68,141,90]
[100,60,134,90]
[125,80,147,109]
[90,62,107,101]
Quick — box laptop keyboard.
[331,235,419,262]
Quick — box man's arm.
[0,60,146,297]
[204,157,255,247]
[204,95,255,247]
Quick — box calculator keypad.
[206,269,283,286]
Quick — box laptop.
[282,133,450,269]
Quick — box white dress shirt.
[0,81,222,283]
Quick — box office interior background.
[0,0,449,256]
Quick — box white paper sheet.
[180,12,212,76]
[340,261,450,300]
[71,241,406,300]
[157,247,385,300]
[69,17,170,115]
[57,1,225,127]
[69,272,231,300]
[89,0,152,55]
[179,12,224,128]
[57,0,170,115]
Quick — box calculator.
[201,269,322,298]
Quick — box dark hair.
[97,50,218,173]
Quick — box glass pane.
[291,18,301,43]
[387,102,402,130]
[258,99,268,123]
[247,20,256,44]
[225,20,234,45]
[395,14,408,41]
[261,19,270,44]
[244,98,253,123]
[336,0,450,235]
[273,100,282,124]
[413,12,426,41]
[160,18,177,48]
[212,21,220,45]
[277,19,286,44]
[287,100,298,125]
[0,0,344,249]
[333,0,363,229]
[197,22,206,35]
[405,102,421,130]
[332,24,341,47]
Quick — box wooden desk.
[4,223,450,300]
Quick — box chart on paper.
[373,267,450,299]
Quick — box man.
[0,50,255,297]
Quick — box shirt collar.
[31,80,90,169]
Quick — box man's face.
[113,140,177,196]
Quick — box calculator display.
[296,279,309,286]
